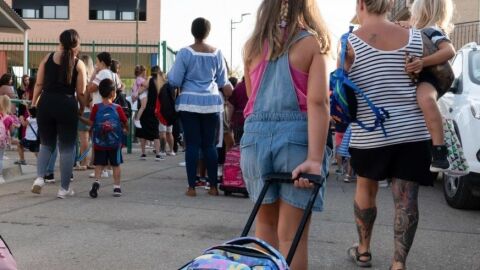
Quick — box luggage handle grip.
[241,172,324,266]
[265,173,324,186]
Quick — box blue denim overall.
[240,31,330,211]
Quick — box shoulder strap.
[340,26,355,72]
[286,30,313,50]
[28,121,38,139]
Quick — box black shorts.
[350,140,434,186]
[418,71,446,98]
[20,139,40,153]
[94,148,123,166]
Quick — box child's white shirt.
[25,117,38,141]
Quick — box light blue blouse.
[168,47,229,113]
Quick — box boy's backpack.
[180,237,289,270]
[330,26,390,137]
[158,82,177,126]
[92,103,123,149]
[113,90,132,119]
[0,235,18,270]
[0,115,10,149]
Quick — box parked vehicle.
[438,42,480,209]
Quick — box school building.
[0,0,176,82]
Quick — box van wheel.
[443,174,480,209]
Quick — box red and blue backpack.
[330,26,390,136]
[92,103,123,149]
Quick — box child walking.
[80,78,128,198]
[241,0,331,269]
[405,0,456,172]
[0,96,19,183]
[20,107,40,156]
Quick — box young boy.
[80,78,128,198]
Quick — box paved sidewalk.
[0,149,479,269]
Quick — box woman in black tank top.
[30,29,87,198]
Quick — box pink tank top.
[244,47,308,117]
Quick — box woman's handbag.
[443,119,469,176]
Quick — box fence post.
[162,41,167,73]
[91,40,96,60]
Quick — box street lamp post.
[230,13,250,72]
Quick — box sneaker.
[44,174,56,184]
[179,161,186,167]
[107,169,113,176]
[31,177,45,194]
[140,154,147,160]
[167,151,176,156]
[89,182,100,198]
[0,176,5,184]
[14,160,27,165]
[205,182,211,190]
[89,172,95,178]
[101,170,109,178]
[185,187,196,197]
[134,120,142,128]
[208,186,219,196]
[344,174,352,183]
[195,177,207,187]
[113,187,122,197]
[70,174,74,182]
[430,145,450,172]
[155,154,165,161]
[159,151,167,157]
[57,188,75,199]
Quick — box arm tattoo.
[354,201,377,246]
[392,179,419,265]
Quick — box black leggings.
[37,93,78,190]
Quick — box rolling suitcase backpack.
[219,146,248,197]
[0,235,17,270]
[179,173,325,270]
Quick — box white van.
[438,42,480,209]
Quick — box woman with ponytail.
[30,29,87,199]
[242,0,331,269]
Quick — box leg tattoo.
[392,179,419,266]
[354,201,377,247]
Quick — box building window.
[12,0,69,20]
[89,0,147,21]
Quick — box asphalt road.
[0,151,479,270]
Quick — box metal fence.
[0,39,177,90]
[451,21,480,49]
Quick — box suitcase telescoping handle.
[241,173,325,266]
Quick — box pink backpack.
[0,236,17,270]
[0,115,10,149]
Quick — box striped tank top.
[348,28,430,149]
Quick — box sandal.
[347,245,372,268]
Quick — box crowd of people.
[0,0,457,269]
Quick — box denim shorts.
[240,114,331,212]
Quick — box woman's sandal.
[347,245,372,268]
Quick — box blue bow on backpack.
[330,26,390,137]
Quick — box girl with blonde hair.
[242,0,331,268]
[405,0,456,172]
[0,95,20,183]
